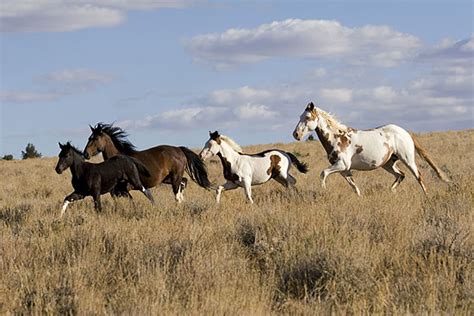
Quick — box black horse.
[55,142,154,215]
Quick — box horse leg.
[320,160,348,189]
[243,177,254,204]
[169,173,184,203]
[180,177,188,198]
[111,182,132,199]
[382,158,405,192]
[216,181,239,204]
[128,172,155,204]
[341,171,361,196]
[399,155,427,194]
[274,173,296,188]
[93,193,102,212]
[61,192,84,217]
[275,162,296,188]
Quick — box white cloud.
[233,104,277,120]
[41,69,116,84]
[1,68,117,103]
[320,88,353,103]
[0,90,63,103]
[185,18,421,67]
[208,86,273,106]
[0,0,193,32]
[117,34,473,134]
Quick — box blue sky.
[1,0,473,157]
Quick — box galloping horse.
[200,131,308,203]
[56,142,154,215]
[293,102,451,195]
[83,123,212,202]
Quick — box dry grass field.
[0,129,473,314]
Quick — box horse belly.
[351,153,379,170]
[350,135,390,170]
[251,170,272,185]
[247,157,273,185]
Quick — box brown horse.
[83,123,212,202]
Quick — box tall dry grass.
[0,130,473,314]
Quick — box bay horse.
[199,131,308,204]
[55,142,154,216]
[293,102,451,195]
[83,123,212,202]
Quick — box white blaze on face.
[200,139,217,160]
[294,111,313,140]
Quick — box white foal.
[293,102,451,195]
[200,131,308,204]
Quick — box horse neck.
[102,136,121,160]
[218,141,240,164]
[69,152,86,178]
[315,116,339,152]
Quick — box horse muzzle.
[293,130,302,141]
[55,165,63,174]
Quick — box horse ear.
[210,131,219,140]
[58,142,64,149]
[307,102,315,111]
[89,125,95,133]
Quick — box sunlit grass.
[0,130,472,314]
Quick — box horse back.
[128,145,187,187]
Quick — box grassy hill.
[0,129,472,314]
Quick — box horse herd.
[55,102,451,216]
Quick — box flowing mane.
[219,135,243,153]
[94,123,137,155]
[316,108,348,131]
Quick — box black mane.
[94,123,137,155]
[62,142,85,158]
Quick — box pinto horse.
[83,123,212,202]
[293,102,451,195]
[199,131,308,203]
[55,142,154,215]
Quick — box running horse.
[83,123,212,202]
[293,102,451,195]
[56,142,154,215]
[199,131,308,203]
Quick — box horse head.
[83,123,107,159]
[199,131,222,161]
[293,101,319,141]
[55,142,77,174]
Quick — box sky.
[1,0,473,158]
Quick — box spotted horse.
[199,131,308,204]
[293,102,451,195]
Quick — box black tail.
[180,147,212,190]
[128,156,151,177]
[286,152,309,174]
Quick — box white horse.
[293,102,451,195]
[199,131,308,203]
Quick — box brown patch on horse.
[315,128,334,156]
[309,109,318,120]
[355,145,363,154]
[337,134,350,152]
[267,155,282,177]
[217,153,239,182]
[348,127,357,133]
